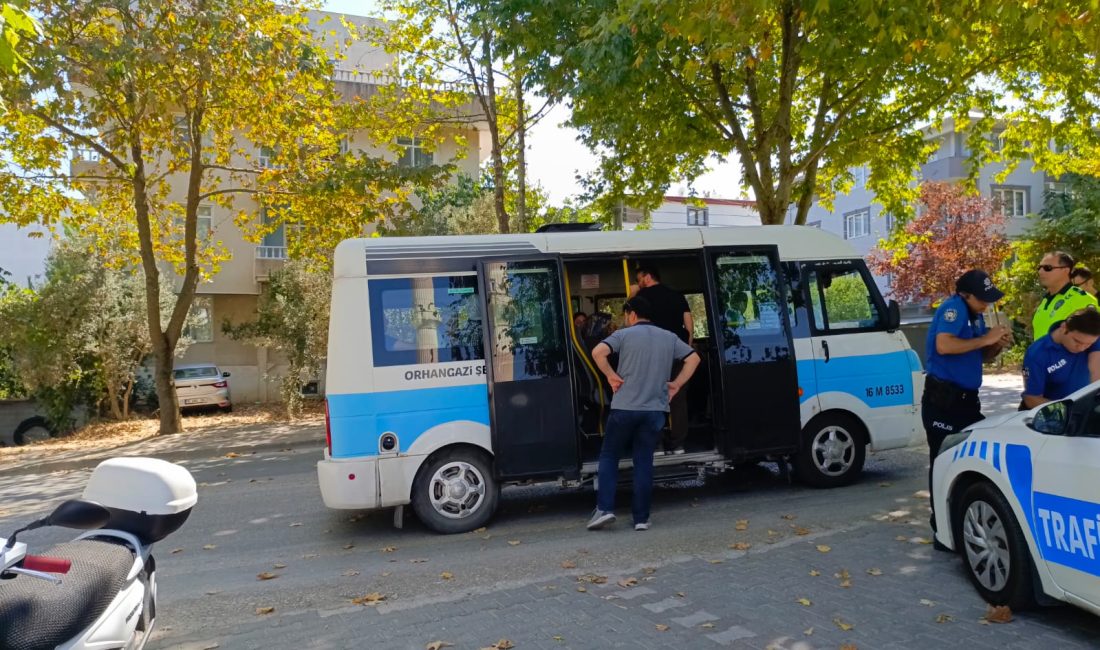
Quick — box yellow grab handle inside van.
[563,269,605,434]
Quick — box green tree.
[503,1,1100,225]
[371,0,554,233]
[1000,175,1100,334]
[0,243,182,427]
[0,1,431,433]
[223,260,330,418]
[0,1,39,99]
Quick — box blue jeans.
[596,409,667,524]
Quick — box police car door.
[1029,390,1100,606]
[478,256,580,481]
[802,260,917,448]
[704,246,801,455]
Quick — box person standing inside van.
[587,297,700,532]
[633,265,694,454]
[1033,251,1097,339]
[922,270,1011,541]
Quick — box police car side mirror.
[1028,400,1069,435]
[885,300,901,332]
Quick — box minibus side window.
[806,266,884,332]
[368,275,484,367]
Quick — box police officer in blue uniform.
[922,270,1011,540]
[1021,309,1100,409]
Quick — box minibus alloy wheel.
[792,412,866,488]
[411,447,499,534]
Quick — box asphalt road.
[2,374,1098,648]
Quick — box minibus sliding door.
[478,256,580,481]
[703,246,802,457]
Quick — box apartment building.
[70,11,486,403]
[623,195,760,230]
[788,116,1058,300]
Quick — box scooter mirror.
[46,500,111,531]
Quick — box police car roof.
[334,226,855,279]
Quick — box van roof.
[334,226,856,279]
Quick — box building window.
[844,209,871,239]
[338,134,351,156]
[992,187,1028,218]
[397,136,432,168]
[185,296,214,343]
[852,166,868,188]
[73,145,100,162]
[884,212,895,234]
[1045,181,1068,195]
[990,132,1006,153]
[687,206,709,226]
[197,205,212,240]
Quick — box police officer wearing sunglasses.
[1033,251,1098,340]
[922,270,1011,545]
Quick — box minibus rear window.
[368,275,484,367]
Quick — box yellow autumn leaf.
[833,617,854,631]
[796,597,812,606]
[255,606,275,615]
[816,545,831,553]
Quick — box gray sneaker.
[587,509,616,530]
[634,522,651,531]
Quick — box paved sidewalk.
[161,512,1100,650]
[0,417,324,476]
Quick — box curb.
[0,434,323,477]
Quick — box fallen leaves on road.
[866,568,883,576]
[816,545,831,553]
[351,592,386,606]
[895,535,909,542]
[833,617,854,631]
[913,489,931,499]
[792,526,811,536]
[561,560,577,569]
[552,635,564,641]
[643,567,657,575]
[576,586,587,593]
[479,639,514,650]
[577,574,607,584]
[803,627,813,636]
[919,598,936,607]
[472,527,487,534]
[289,522,302,527]
[440,572,454,580]
[878,481,892,487]
[426,642,453,650]
[809,569,821,577]
[223,452,241,459]
[256,572,278,581]
[255,607,275,615]
[936,613,954,624]
[381,545,397,553]
[273,563,286,569]
[618,577,638,588]
[887,510,911,519]
[507,540,521,546]
[735,519,749,531]
[707,559,724,564]
[781,513,796,520]
[796,597,812,606]
[700,622,715,629]
[655,624,669,632]
[171,548,183,554]
[343,543,355,550]
[411,558,428,564]
[341,569,360,577]
[983,605,1014,624]
[729,542,752,551]
[202,544,216,550]
[840,644,857,650]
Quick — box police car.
[932,380,1100,614]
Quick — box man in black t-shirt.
[633,265,694,454]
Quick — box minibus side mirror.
[885,300,901,332]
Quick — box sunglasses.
[1038,264,1069,272]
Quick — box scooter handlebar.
[22,555,71,574]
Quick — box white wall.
[0,223,51,288]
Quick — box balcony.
[254,246,287,281]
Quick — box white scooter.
[0,458,197,650]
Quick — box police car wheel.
[792,413,866,488]
[411,447,499,534]
[955,481,1035,610]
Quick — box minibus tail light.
[324,399,332,455]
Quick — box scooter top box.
[82,457,198,543]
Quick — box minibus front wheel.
[792,412,867,488]
[411,446,500,534]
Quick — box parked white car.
[173,364,232,413]
[932,380,1100,615]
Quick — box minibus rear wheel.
[793,412,866,488]
[411,447,499,534]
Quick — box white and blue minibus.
[318,226,924,533]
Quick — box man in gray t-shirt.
[587,296,700,532]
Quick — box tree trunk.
[106,380,122,420]
[482,35,509,234]
[515,77,527,232]
[151,333,182,433]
